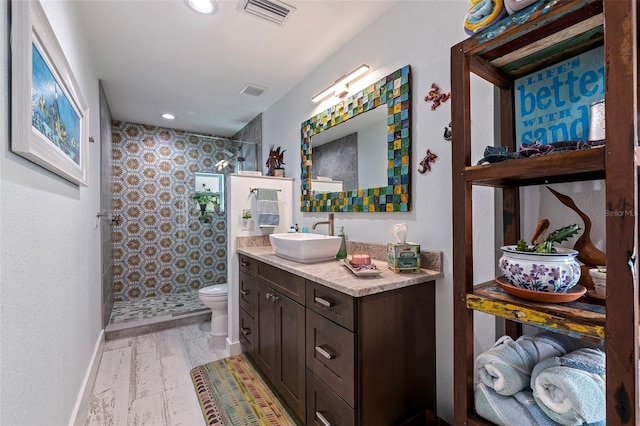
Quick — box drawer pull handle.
[266,292,274,300]
[314,296,334,308]
[315,345,334,360]
[315,411,332,426]
[241,260,250,267]
[241,327,251,336]
[241,290,250,296]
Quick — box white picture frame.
[11,0,89,186]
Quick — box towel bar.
[250,187,281,193]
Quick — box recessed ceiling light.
[184,0,218,15]
[162,113,176,120]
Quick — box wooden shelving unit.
[451,0,638,425]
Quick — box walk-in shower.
[106,122,258,335]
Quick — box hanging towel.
[475,383,562,426]
[475,332,580,396]
[504,0,538,15]
[530,348,606,426]
[464,0,507,35]
[256,188,280,228]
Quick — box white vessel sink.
[269,233,342,263]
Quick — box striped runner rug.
[190,354,301,425]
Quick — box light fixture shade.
[311,86,336,103]
[311,64,370,103]
[184,0,218,15]
[340,64,369,85]
[333,82,349,98]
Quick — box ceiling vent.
[240,83,268,97]
[242,0,296,26]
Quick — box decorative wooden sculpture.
[266,145,285,176]
[547,186,606,289]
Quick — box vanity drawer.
[256,262,305,305]
[239,271,255,317]
[307,369,355,426]
[306,280,355,331]
[306,310,356,407]
[239,254,256,276]
[239,307,255,357]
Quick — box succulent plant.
[516,223,581,254]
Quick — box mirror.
[310,106,388,192]
[300,65,412,212]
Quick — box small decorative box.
[387,243,421,273]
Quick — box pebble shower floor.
[108,292,207,325]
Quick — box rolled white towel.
[475,332,578,396]
[531,348,606,426]
[504,0,539,15]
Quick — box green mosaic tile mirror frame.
[300,65,411,212]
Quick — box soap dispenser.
[336,226,348,259]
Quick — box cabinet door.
[274,292,306,421]
[239,270,255,317]
[239,307,255,358]
[307,370,355,426]
[306,280,355,331]
[254,280,276,382]
[239,254,256,276]
[306,309,356,407]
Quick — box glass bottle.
[336,226,348,259]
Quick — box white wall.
[0,2,103,424]
[261,1,497,421]
[226,174,294,355]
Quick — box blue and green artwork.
[31,43,80,164]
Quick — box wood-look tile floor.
[84,321,227,426]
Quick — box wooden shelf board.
[465,147,605,187]
[465,0,603,76]
[467,281,606,344]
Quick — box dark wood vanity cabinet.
[306,279,436,426]
[254,262,306,421]
[238,256,437,425]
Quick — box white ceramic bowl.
[499,246,581,293]
[589,268,607,297]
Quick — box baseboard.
[226,337,242,356]
[69,330,105,426]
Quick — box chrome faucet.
[312,213,334,236]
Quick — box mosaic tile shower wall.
[111,122,227,301]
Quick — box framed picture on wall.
[11,0,89,186]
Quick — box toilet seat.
[199,284,228,299]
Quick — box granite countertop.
[237,237,444,297]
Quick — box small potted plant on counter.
[242,209,253,230]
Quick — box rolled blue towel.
[475,383,562,426]
[464,0,507,35]
[476,333,578,396]
[531,348,606,426]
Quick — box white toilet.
[198,284,228,337]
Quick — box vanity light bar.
[311,64,370,103]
